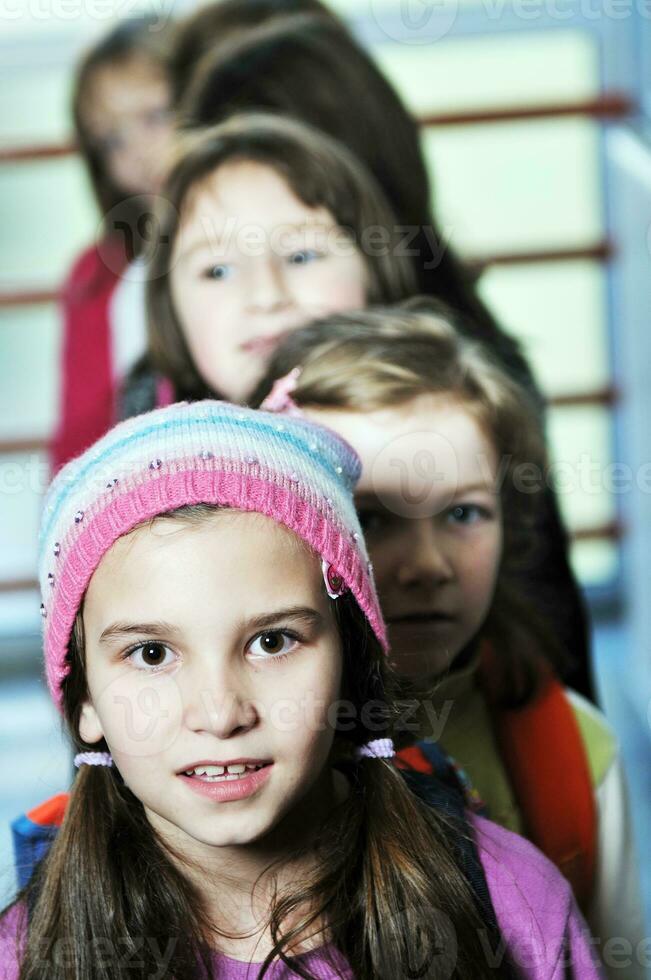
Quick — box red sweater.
[50,238,128,474]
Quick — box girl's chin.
[389,646,459,682]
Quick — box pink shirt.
[0,817,602,979]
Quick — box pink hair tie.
[260,367,303,416]
[74,752,113,769]
[354,738,395,761]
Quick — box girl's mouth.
[178,762,274,802]
[241,331,291,356]
[182,762,268,783]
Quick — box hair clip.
[353,738,395,761]
[260,367,303,416]
[74,752,113,768]
[322,559,347,599]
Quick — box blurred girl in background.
[51,2,341,473]
[120,112,416,415]
[51,16,175,472]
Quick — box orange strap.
[479,644,597,911]
[26,792,69,828]
[395,745,435,775]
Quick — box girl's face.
[170,161,369,402]
[85,57,173,197]
[79,511,343,859]
[307,395,503,682]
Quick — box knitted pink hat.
[39,401,386,710]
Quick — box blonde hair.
[255,299,565,702]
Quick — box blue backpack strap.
[414,740,488,816]
[398,750,498,936]
[11,793,68,890]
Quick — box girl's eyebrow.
[177,220,336,263]
[355,481,496,512]
[175,238,230,263]
[246,607,324,631]
[99,621,179,644]
[450,481,497,496]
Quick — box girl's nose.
[246,259,292,314]
[395,519,454,589]
[182,659,259,739]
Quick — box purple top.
[0,817,602,979]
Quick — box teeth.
[193,765,225,777]
[184,763,264,780]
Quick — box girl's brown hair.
[146,113,418,400]
[13,505,515,980]
[170,0,340,104]
[72,16,174,244]
[252,301,568,702]
[180,12,534,394]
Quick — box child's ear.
[79,700,104,745]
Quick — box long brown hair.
[146,113,417,401]
[252,301,568,702]
[72,16,174,240]
[13,506,515,979]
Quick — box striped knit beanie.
[39,401,386,710]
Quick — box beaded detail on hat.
[39,401,387,710]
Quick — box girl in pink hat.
[3,402,601,979]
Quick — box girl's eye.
[126,642,177,671]
[447,504,489,525]
[248,630,299,659]
[99,133,123,155]
[203,264,231,281]
[287,249,321,266]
